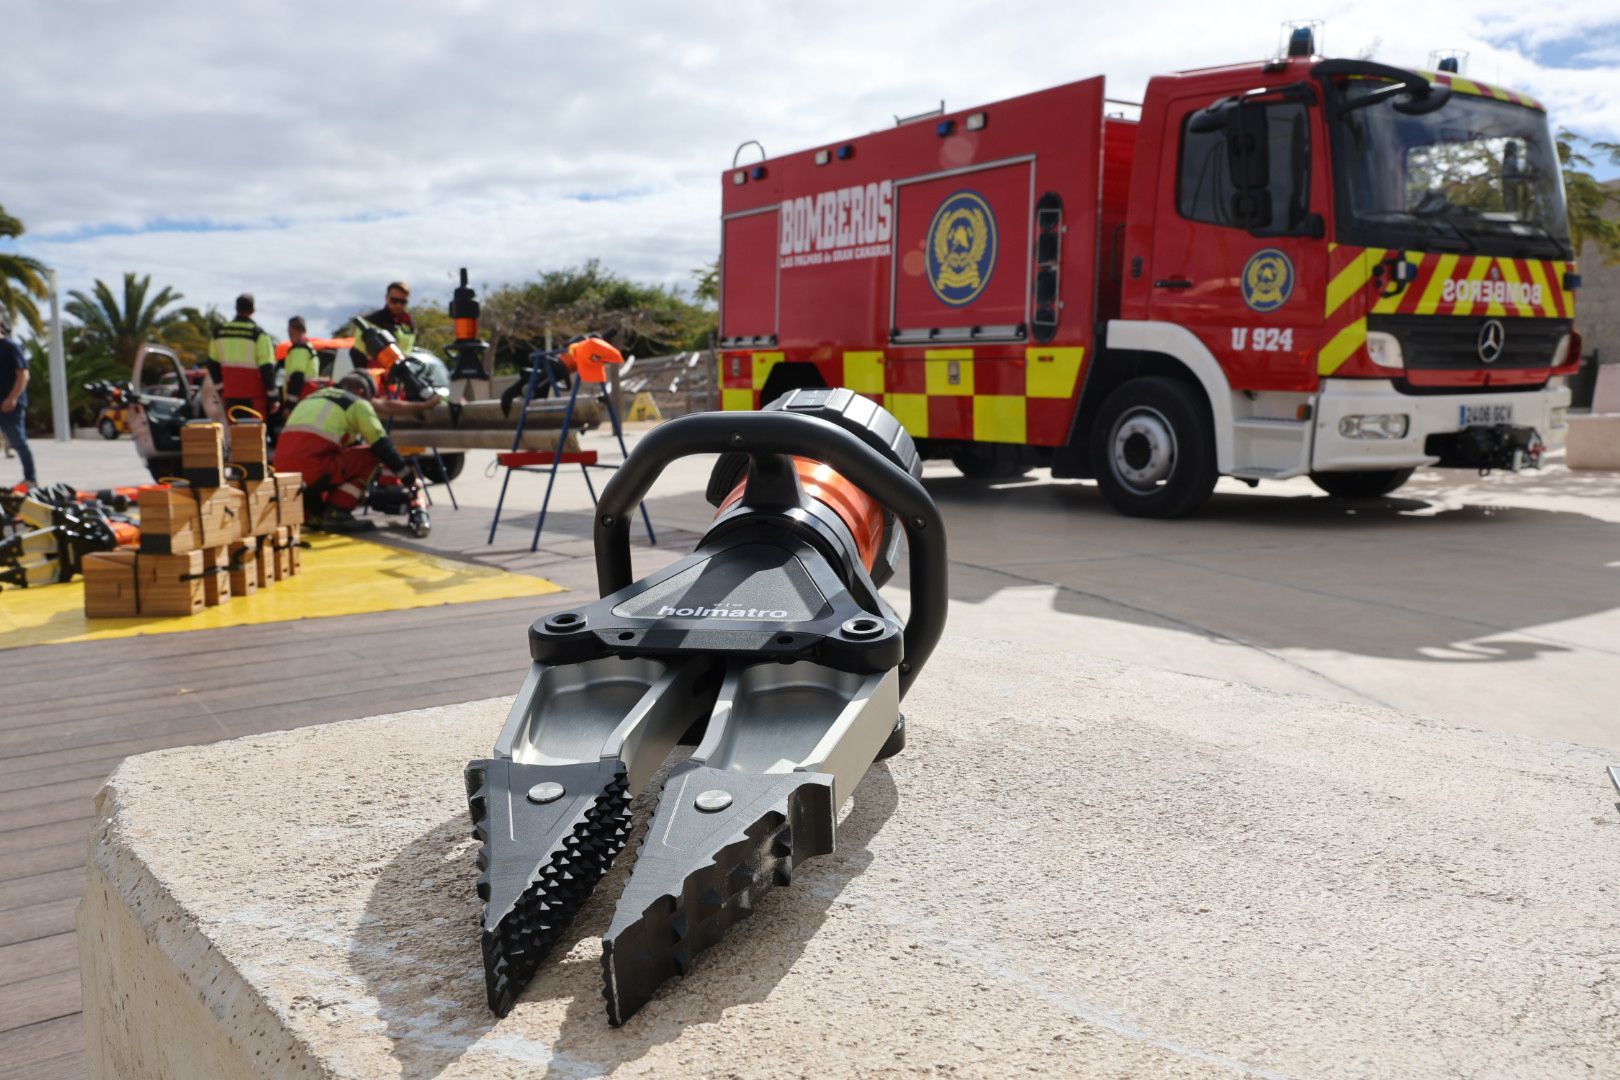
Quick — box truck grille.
[1369,314,1570,372]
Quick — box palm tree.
[162,305,225,367]
[66,272,184,371]
[21,328,126,433]
[0,204,49,335]
[1559,129,1620,264]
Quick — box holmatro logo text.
[657,605,790,619]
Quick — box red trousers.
[220,369,270,421]
[273,432,378,511]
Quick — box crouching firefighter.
[273,373,432,531]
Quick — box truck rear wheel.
[1091,376,1217,518]
[1310,468,1414,499]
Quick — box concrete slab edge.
[81,764,334,1080]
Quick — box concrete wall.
[1576,179,1620,377]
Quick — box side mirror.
[1226,104,1272,230]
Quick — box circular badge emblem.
[926,191,998,307]
[1241,249,1295,313]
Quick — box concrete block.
[80,638,1620,1078]
[1566,413,1620,470]
[1590,362,1620,414]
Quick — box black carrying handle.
[594,410,947,696]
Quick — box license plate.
[1460,403,1513,426]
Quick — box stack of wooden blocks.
[82,421,308,618]
[226,418,305,599]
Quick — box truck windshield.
[1332,83,1572,259]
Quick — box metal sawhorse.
[486,348,655,553]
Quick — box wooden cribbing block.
[181,422,226,488]
[135,550,206,617]
[253,537,271,590]
[227,541,258,598]
[82,551,139,618]
[273,472,306,528]
[269,527,293,582]
[138,486,241,555]
[234,480,278,537]
[228,421,269,481]
[200,546,232,606]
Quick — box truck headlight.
[1365,331,1404,370]
[1551,333,1571,367]
[1339,414,1410,439]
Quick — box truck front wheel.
[1310,468,1414,499]
[1091,376,1217,518]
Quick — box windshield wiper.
[1449,217,1570,259]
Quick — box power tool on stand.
[464,388,947,1024]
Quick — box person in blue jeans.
[0,311,37,487]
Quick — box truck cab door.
[1146,91,1326,394]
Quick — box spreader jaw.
[467,656,719,1015]
[601,660,896,1024]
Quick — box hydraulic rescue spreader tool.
[465,388,948,1024]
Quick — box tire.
[98,419,120,440]
[414,452,465,484]
[1090,376,1217,518]
[1310,468,1415,499]
[950,450,1031,480]
[147,454,181,484]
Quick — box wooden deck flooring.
[0,513,699,1078]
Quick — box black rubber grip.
[593,411,947,696]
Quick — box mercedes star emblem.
[1477,319,1505,364]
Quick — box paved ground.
[13,430,1620,750]
[4,428,1620,1076]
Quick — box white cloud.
[3,0,1617,339]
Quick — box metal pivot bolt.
[694,789,733,812]
[841,616,884,640]
[544,611,584,633]
[527,782,565,804]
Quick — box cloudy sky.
[3,0,1618,340]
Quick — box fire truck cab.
[717,33,1580,516]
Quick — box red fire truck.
[716,30,1580,516]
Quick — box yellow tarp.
[0,532,562,650]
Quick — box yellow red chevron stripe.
[1325,247,1575,321]
[1417,71,1544,112]
[1318,246,1575,374]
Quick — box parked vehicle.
[716,30,1579,515]
[96,405,129,440]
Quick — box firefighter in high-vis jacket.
[208,294,277,418]
[283,315,319,403]
[273,372,434,530]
